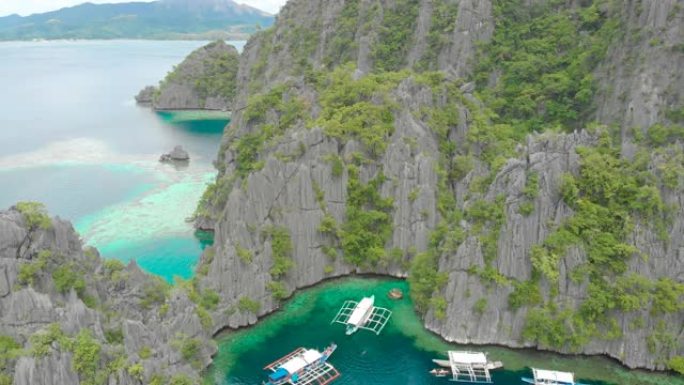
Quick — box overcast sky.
[0,0,287,17]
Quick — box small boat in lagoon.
[433,358,450,368]
[387,288,403,299]
[345,296,375,335]
[330,295,392,335]
[521,368,589,385]
[429,368,451,377]
[263,343,340,385]
[432,358,503,370]
[430,351,501,383]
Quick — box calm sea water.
[206,278,684,385]
[0,40,246,280]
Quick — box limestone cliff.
[0,205,215,384]
[194,0,684,373]
[136,40,239,110]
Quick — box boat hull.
[521,377,586,385]
[433,358,503,370]
[432,359,451,368]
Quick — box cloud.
[239,0,286,14]
[0,0,149,16]
[0,0,287,17]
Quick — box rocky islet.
[137,40,240,111]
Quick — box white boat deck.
[347,296,374,326]
[264,347,340,385]
[533,368,575,384]
[447,351,493,383]
[294,362,340,385]
[330,296,392,335]
[280,349,322,373]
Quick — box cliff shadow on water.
[204,277,684,385]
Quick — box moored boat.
[430,351,503,383]
[432,358,450,368]
[432,356,503,370]
[345,296,375,335]
[430,368,451,377]
[331,295,393,335]
[521,368,588,385]
[388,288,403,299]
[264,343,339,385]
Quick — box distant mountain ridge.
[0,0,274,40]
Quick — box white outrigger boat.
[430,351,502,383]
[345,296,374,335]
[522,368,589,385]
[331,295,392,335]
[433,359,503,371]
[263,343,339,385]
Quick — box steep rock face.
[423,134,684,370]
[137,40,239,110]
[0,207,215,384]
[595,0,684,130]
[195,0,684,372]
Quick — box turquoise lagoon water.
[0,40,243,280]
[206,278,684,385]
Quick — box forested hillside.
[0,0,273,40]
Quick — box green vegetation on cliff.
[325,0,361,67]
[191,0,684,369]
[521,129,684,354]
[155,40,239,109]
[194,85,307,222]
[265,226,295,279]
[316,64,406,157]
[0,335,22,378]
[16,201,52,231]
[28,324,132,385]
[416,0,460,71]
[372,0,420,72]
[237,85,307,177]
[340,166,394,267]
[475,0,620,132]
[193,47,240,103]
[669,356,684,375]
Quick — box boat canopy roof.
[533,368,575,383]
[269,368,289,381]
[448,351,487,365]
[280,349,323,374]
[347,296,374,326]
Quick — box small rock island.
[136,40,239,111]
[160,145,190,163]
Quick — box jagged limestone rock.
[0,207,215,384]
[137,40,240,111]
[160,145,190,163]
[135,86,156,105]
[194,0,683,372]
